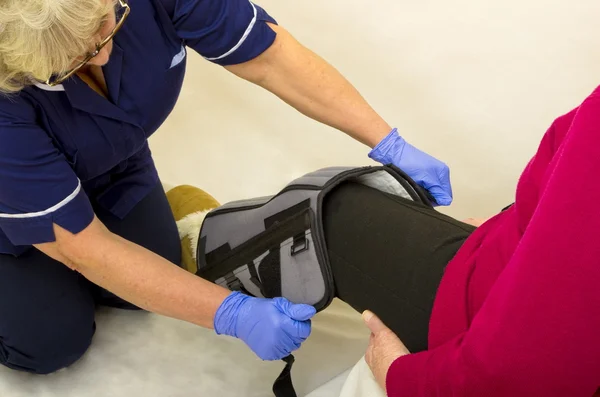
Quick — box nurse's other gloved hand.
[369,128,453,206]
[214,291,316,361]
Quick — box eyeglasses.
[45,0,130,87]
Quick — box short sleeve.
[0,95,94,246]
[163,0,278,65]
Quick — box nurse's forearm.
[35,217,230,329]
[225,23,391,148]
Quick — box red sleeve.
[386,97,600,397]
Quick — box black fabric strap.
[258,250,283,297]
[247,262,267,297]
[273,355,297,397]
[264,199,311,228]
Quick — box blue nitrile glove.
[369,128,453,206]
[214,291,316,361]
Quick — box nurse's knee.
[0,302,95,374]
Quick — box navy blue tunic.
[0,0,277,255]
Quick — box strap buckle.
[223,272,244,291]
[290,237,309,256]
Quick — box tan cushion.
[166,185,220,273]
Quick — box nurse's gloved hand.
[214,291,316,361]
[369,128,453,206]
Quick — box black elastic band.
[272,355,297,397]
[247,263,267,297]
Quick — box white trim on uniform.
[170,45,187,68]
[34,82,66,92]
[204,1,258,61]
[0,180,81,219]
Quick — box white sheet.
[338,358,386,397]
[308,357,387,397]
[305,369,351,397]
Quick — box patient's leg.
[323,182,474,352]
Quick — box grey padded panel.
[201,190,315,252]
[214,195,273,212]
[279,233,324,305]
[283,167,352,189]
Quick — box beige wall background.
[149,0,600,221]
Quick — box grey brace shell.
[196,165,432,311]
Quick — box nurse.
[0,0,452,373]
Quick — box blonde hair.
[0,0,114,93]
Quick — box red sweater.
[387,86,600,397]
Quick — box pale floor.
[0,300,368,397]
[2,0,600,396]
